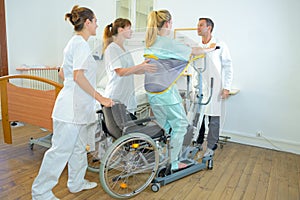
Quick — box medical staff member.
[145,10,216,171]
[102,18,156,116]
[195,18,233,157]
[32,5,113,200]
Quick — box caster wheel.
[151,183,160,192]
[29,141,34,150]
[29,138,34,150]
[207,159,213,170]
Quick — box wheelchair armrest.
[123,116,156,127]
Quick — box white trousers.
[32,120,88,200]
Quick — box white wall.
[5,0,115,74]
[4,0,300,154]
[156,0,300,154]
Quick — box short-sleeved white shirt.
[104,42,137,113]
[52,35,97,124]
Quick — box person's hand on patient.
[204,43,217,53]
[209,43,216,49]
[115,59,157,76]
[139,59,157,73]
[192,43,218,55]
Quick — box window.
[116,0,154,32]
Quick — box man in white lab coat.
[195,18,233,157]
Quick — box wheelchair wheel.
[100,133,159,199]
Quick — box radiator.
[17,67,60,90]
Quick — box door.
[0,0,8,76]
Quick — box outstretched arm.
[73,70,113,107]
[191,43,217,56]
[115,59,156,76]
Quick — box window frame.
[116,0,155,32]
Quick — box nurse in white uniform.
[102,18,156,115]
[31,5,113,200]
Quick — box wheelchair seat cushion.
[125,123,164,139]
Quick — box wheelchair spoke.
[100,133,159,199]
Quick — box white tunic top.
[104,42,137,113]
[52,35,97,124]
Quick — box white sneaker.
[70,180,97,193]
[203,148,214,157]
[82,180,97,190]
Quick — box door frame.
[0,0,8,76]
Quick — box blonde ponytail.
[145,10,172,48]
[145,11,158,48]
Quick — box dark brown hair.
[65,5,94,32]
[199,18,214,32]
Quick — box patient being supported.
[144,9,216,170]
[144,56,189,170]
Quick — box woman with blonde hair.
[102,18,156,116]
[144,10,216,171]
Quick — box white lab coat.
[194,36,233,116]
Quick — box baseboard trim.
[221,130,300,155]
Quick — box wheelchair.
[86,99,213,199]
